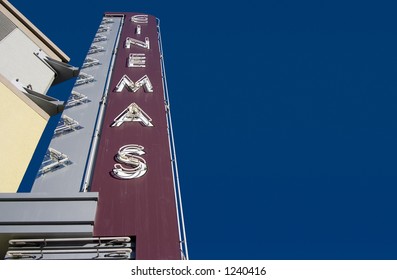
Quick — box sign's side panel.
[32,16,123,194]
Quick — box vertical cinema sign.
[91,13,182,259]
[111,14,153,180]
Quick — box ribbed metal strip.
[5,236,135,260]
[0,11,16,41]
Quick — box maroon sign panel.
[90,13,181,260]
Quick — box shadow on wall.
[0,235,10,259]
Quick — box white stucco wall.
[0,28,55,94]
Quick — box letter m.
[115,74,153,93]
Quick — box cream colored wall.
[0,28,55,94]
[0,81,47,193]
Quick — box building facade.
[0,0,76,193]
[0,3,187,260]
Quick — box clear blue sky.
[12,0,397,259]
